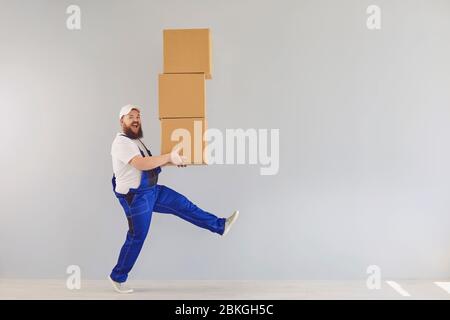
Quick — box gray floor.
[1,279,450,300]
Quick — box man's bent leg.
[153,185,226,235]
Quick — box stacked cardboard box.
[159,28,212,165]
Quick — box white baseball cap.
[119,104,141,120]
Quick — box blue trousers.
[110,184,226,283]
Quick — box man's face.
[121,109,143,139]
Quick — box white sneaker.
[223,210,239,236]
[108,276,134,294]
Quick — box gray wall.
[1,0,450,280]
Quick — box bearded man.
[108,105,239,293]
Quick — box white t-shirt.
[111,132,152,194]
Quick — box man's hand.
[170,145,188,166]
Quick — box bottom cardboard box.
[160,117,207,165]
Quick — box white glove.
[170,145,187,165]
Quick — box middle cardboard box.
[161,117,207,165]
[159,73,206,119]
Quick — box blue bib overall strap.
[136,137,162,186]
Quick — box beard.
[123,123,143,139]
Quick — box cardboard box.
[163,28,212,79]
[161,118,207,165]
[159,73,205,119]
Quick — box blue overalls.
[110,135,226,283]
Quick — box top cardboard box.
[163,28,212,79]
